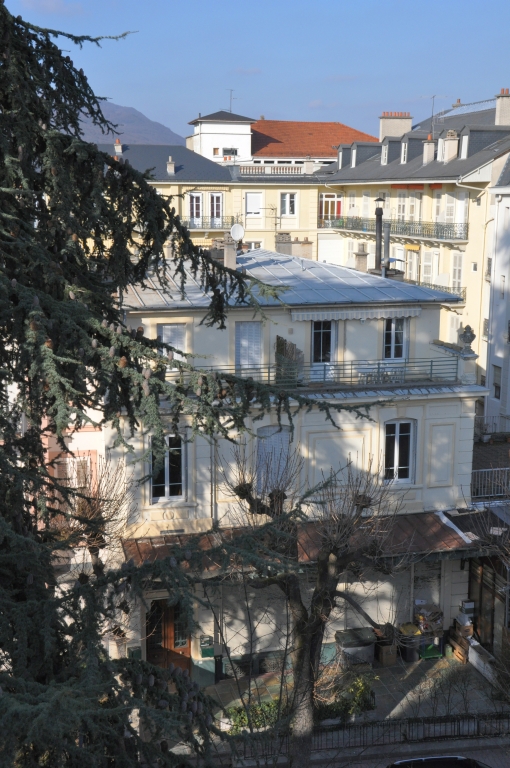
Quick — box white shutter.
[362,191,370,218]
[347,240,354,267]
[246,193,262,215]
[397,193,406,221]
[455,191,468,224]
[348,193,356,213]
[256,425,291,493]
[158,324,186,361]
[367,242,376,270]
[235,322,262,369]
[406,251,418,281]
[445,193,455,223]
[451,251,463,289]
[434,192,442,222]
[422,251,433,284]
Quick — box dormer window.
[381,145,388,165]
[460,134,469,159]
[401,143,408,164]
[351,148,357,168]
[338,150,343,169]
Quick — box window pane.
[313,321,332,363]
[281,194,287,215]
[289,194,296,215]
[394,318,404,358]
[151,453,166,499]
[397,422,411,479]
[168,435,183,497]
[384,318,393,359]
[384,424,396,480]
[173,603,188,648]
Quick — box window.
[493,365,502,400]
[472,262,478,272]
[210,193,222,222]
[434,192,442,222]
[213,148,219,156]
[406,249,418,282]
[222,148,238,156]
[246,192,262,216]
[151,435,184,501]
[189,193,201,221]
[397,192,406,221]
[319,193,342,219]
[281,193,296,216]
[384,318,405,359]
[482,318,489,340]
[401,143,408,164]
[445,193,455,224]
[449,314,462,344]
[452,251,463,290]
[362,191,370,219]
[378,190,390,213]
[384,421,413,482]
[422,250,438,285]
[381,145,388,165]
[408,192,421,222]
[157,323,186,361]
[456,190,468,224]
[460,135,469,159]
[348,193,356,215]
[235,321,262,369]
[351,148,357,167]
[256,425,291,494]
[312,321,333,363]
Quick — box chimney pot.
[507,89,509,95]
[495,89,510,125]
[502,88,505,94]
[379,110,413,141]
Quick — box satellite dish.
[230,223,245,242]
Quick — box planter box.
[375,643,397,666]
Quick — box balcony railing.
[317,216,469,241]
[402,278,466,301]
[471,468,510,500]
[168,357,459,390]
[180,216,239,230]
[240,165,303,175]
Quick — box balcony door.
[189,193,202,228]
[146,600,191,673]
[311,320,335,381]
[210,193,222,228]
[235,321,262,375]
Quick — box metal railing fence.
[402,278,466,301]
[471,467,510,500]
[317,215,469,241]
[180,216,239,230]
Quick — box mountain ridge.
[80,102,185,145]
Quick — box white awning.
[290,306,422,321]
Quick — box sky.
[7,0,510,138]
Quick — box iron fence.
[180,216,238,230]
[235,711,510,759]
[471,467,510,500]
[317,215,469,242]
[171,357,459,390]
[402,278,466,301]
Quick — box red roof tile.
[251,120,377,158]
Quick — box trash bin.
[335,628,377,665]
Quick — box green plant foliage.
[226,699,285,735]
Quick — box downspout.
[487,198,501,423]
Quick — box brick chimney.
[166,155,175,175]
[423,134,435,165]
[379,112,413,141]
[114,138,123,155]
[495,88,510,125]
[443,129,459,162]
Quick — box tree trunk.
[288,630,315,768]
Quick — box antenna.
[224,89,238,112]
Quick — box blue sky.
[8,0,510,138]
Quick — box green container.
[419,642,442,659]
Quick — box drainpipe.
[383,221,391,279]
[375,204,383,271]
[455,179,485,197]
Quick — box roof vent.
[114,138,123,155]
[166,155,175,176]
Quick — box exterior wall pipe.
[375,205,383,271]
[383,221,391,278]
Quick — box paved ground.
[473,439,510,470]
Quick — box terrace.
[318,215,469,242]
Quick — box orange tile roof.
[251,120,377,158]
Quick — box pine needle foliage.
[0,4,378,765]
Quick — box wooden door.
[146,600,191,672]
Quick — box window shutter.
[445,193,455,223]
[422,251,433,284]
[456,191,468,224]
[256,425,291,493]
[362,191,370,218]
[158,324,186,360]
[281,193,287,216]
[235,322,262,369]
[451,251,463,289]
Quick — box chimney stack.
[355,243,368,273]
[166,155,175,175]
[223,234,237,270]
[114,138,123,155]
[452,98,462,109]
[379,111,413,141]
[443,129,459,162]
[304,155,315,175]
[423,134,435,165]
[496,88,510,125]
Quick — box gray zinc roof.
[188,110,255,125]
[97,144,233,183]
[124,249,461,311]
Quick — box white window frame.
[157,323,186,361]
[189,192,202,224]
[401,143,408,164]
[384,420,415,484]
[281,192,297,217]
[460,134,469,159]
[245,192,262,216]
[235,321,263,370]
[451,251,463,290]
[319,193,342,220]
[381,145,388,165]
[383,317,407,360]
[347,193,357,216]
[408,192,421,223]
[406,250,419,282]
[445,193,455,224]
[210,192,223,225]
[151,434,186,503]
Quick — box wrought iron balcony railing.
[317,216,469,241]
[402,278,466,301]
[180,216,239,231]
[167,357,459,390]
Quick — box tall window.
[384,318,405,359]
[434,192,442,222]
[246,192,262,216]
[189,193,201,222]
[397,193,406,221]
[312,321,332,363]
[157,323,186,361]
[256,425,291,494]
[210,193,222,223]
[319,193,342,219]
[422,251,433,284]
[401,143,408,164]
[348,192,356,214]
[408,192,421,222]
[152,435,184,501]
[385,421,413,482]
[362,191,370,218]
[381,145,388,165]
[493,365,502,400]
[452,251,463,290]
[281,193,296,216]
[406,250,418,282]
[445,193,455,224]
[235,321,262,369]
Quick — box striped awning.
[290,306,422,321]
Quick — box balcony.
[180,216,239,231]
[169,357,459,391]
[317,216,469,242]
[239,165,303,175]
[402,278,466,302]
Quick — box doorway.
[146,599,191,672]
